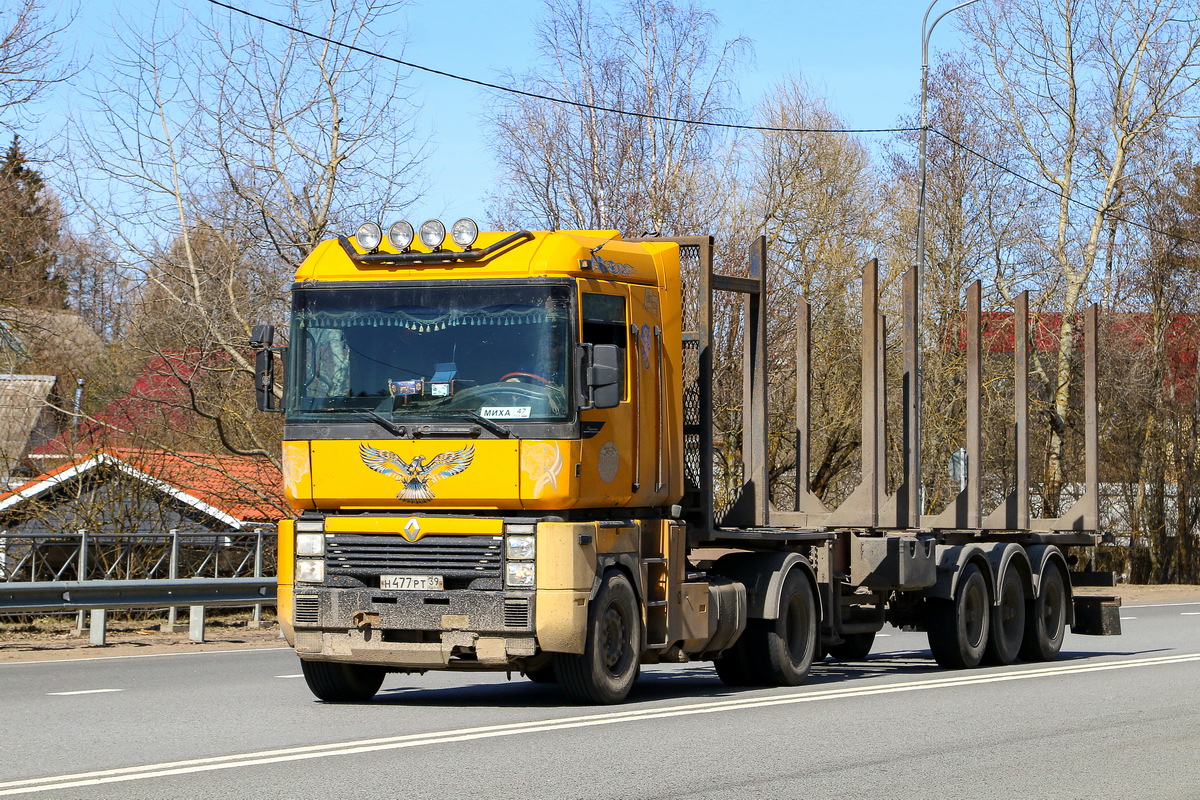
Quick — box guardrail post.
[188,605,206,643]
[89,608,107,646]
[73,530,89,637]
[248,528,264,629]
[160,529,184,633]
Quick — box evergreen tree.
[0,135,65,309]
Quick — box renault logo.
[402,518,422,542]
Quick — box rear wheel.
[927,561,990,668]
[984,562,1027,665]
[1020,561,1067,662]
[758,569,819,686]
[557,571,641,704]
[300,659,386,702]
[826,631,876,661]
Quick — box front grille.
[503,598,531,628]
[294,594,320,626]
[326,534,503,589]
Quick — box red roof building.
[0,448,286,532]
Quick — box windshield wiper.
[358,409,405,436]
[441,410,512,438]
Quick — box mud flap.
[1071,595,1122,635]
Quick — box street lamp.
[916,0,983,285]
[908,0,982,527]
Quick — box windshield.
[288,283,573,424]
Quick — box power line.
[203,0,918,136]
[206,0,1200,249]
[929,127,1200,248]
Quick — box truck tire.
[1020,561,1067,662]
[984,562,1027,665]
[713,634,758,686]
[826,631,876,661]
[300,659,386,702]
[926,561,990,668]
[757,569,819,686]
[556,571,641,704]
[524,659,558,684]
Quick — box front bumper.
[291,587,537,669]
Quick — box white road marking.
[3,651,1200,796]
[275,674,305,679]
[0,648,286,667]
[876,634,892,638]
[1120,616,1137,620]
[1182,612,1200,616]
[45,689,122,697]
[1127,602,1200,609]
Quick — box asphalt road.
[2,601,1198,799]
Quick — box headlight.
[388,220,414,250]
[506,562,535,587]
[296,533,325,556]
[450,217,479,248]
[355,221,382,251]
[506,535,535,560]
[418,219,445,249]
[296,559,325,583]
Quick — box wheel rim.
[600,604,629,674]
[963,577,987,648]
[1000,573,1023,638]
[1043,572,1065,638]
[785,594,812,663]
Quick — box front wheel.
[300,659,386,702]
[557,571,641,704]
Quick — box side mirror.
[588,344,621,409]
[251,324,282,413]
[249,324,274,349]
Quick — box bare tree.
[961,0,1200,514]
[0,0,73,126]
[65,0,425,467]
[486,0,747,235]
[748,77,884,508]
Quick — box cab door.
[577,283,637,507]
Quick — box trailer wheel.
[983,562,1027,665]
[756,569,819,686]
[927,561,990,668]
[1020,561,1067,662]
[300,659,386,702]
[826,631,876,661]
[556,571,640,704]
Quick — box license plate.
[380,574,444,591]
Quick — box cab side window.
[581,292,627,399]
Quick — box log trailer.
[252,219,1121,704]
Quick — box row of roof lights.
[355,218,479,252]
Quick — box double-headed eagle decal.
[359,443,475,503]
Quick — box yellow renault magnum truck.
[254,218,1119,705]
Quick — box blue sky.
[26,0,971,230]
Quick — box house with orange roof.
[0,448,287,535]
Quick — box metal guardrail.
[0,577,277,646]
[0,577,276,614]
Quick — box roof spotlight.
[450,218,479,249]
[418,219,446,250]
[355,221,382,252]
[388,220,414,250]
